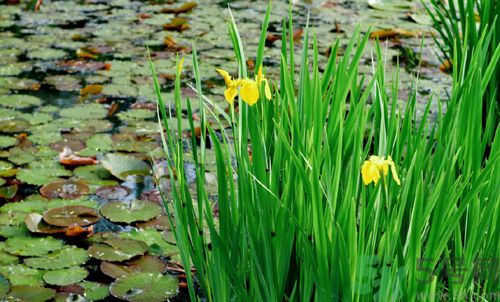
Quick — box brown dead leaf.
[163,17,189,31]
[161,2,198,14]
[439,59,452,74]
[80,84,103,95]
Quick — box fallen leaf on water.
[59,147,98,166]
[76,48,98,59]
[65,225,94,237]
[439,59,452,74]
[163,17,189,31]
[293,28,304,42]
[161,2,198,14]
[107,102,120,117]
[80,84,103,95]
[370,28,420,39]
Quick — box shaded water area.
[0,0,450,301]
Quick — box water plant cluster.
[155,3,499,301]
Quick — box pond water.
[0,0,450,301]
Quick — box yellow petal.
[224,86,238,105]
[263,79,272,100]
[216,68,233,86]
[257,65,263,83]
[239,79,259,106]
[361,161,381,185]
[387,156,401,185]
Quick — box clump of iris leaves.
[151,2,499,301]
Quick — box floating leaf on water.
[80,84,103,95]
[0,225,30,238]
[135,215,171,230]
[100,200,162,224]
[0,264,44,286]
[27,48,67,61]
[28,131,62,145]
[73,164,112,180]
[0,243,18,265]
[51,140,86,152]
[88,238,147,262]
[25,213,65,235]
[6,285,55,302]
[0,200,47,214]
[101,153,150,180]
[117,108,156,121]
[59,103,107,120]
[42,205,98,227]
[118,228,178,257]
[44,75,81,91]
[4,236,64,256]
[161,1,197,14]
[24,246,89,270]
[0,95,42,109]
[0,275,8,298]
[45,197,98,210]
[100,255,165,279]
[163,17,189,31]
[40,179,89,199]
[0,136,17,149]
[43,267,88,286]
[0,184,18,199]
[85,133,113,152]
[367,0,414,11]
[109,272,178,302]
[0,211,27,226]
[0,77,40,91]
[26,112,53,125]
[15,169,60,186]
[0,118,30,133]
[79,281,110,301]
[95,185,131,200]
[0,160,16,177]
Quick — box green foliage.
[152,3,499,301]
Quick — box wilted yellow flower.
[256,65,272,100]
[361,155,401,186]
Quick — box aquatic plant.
[153,3,499,302]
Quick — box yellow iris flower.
[216,66,271,106]
[361,155,401,185]
[256,65,272,100]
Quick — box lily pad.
[0,118,31,133]
[40,179,89,199]
[0,136,17,149]
[42,205,98,227]
[118,228,178,257]
[24,246,89,270]
[0,275,7,298]
[88,238,147,262]
[6,286,55,302]
[79,281,110,301]
[27,48,67,61]
[4,237,63,257]
[95,185,131,200]
[0,185,18,199]
[109,272,178,302]
[0,95,42,109]
[0,160,16,177]
[101,153,150,180]
[59,103,107,120]
[0,264,44,286]
[100,255,166,279]
[43,267,88,286]
[25,213,65,235]
[100,200,162,224]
